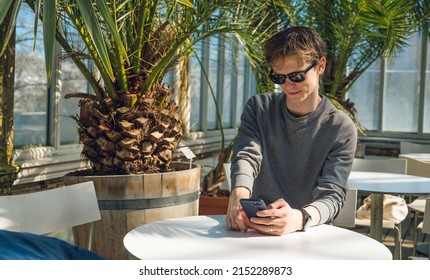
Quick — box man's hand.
[226,196,321,236]
[246,199,304,235]
[225,187,251,232]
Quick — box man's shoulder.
[322,97,357,129]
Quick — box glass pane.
[222,42,233,129]
[236,53,246,126]
[348,60,381,131]
[424,37,430,133]
[59,60,86,145]
[207,36,219,130]
[190,43,202,132]
[14,4,47,147]
[383,34,421,132]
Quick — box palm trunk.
[0,7,20,195]
[176,56,191,138]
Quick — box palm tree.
[0,0,276,175]
[0,5,20,194]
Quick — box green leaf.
[176,0,194,9]
[76,0,114,81]
[43,0,57,87]
[0,0,14,23]
[33,0,41,50]
[0,0,23,56]
[95,0,129,64]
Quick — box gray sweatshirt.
[231,93,357,224]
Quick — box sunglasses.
[269,61,318,84]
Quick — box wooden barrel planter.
[63,162,200,260]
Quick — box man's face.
[271,56,324,110]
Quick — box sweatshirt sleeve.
[309,116,358,224]
[231,96,263,194]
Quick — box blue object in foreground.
[0,229,105,260]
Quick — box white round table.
[123,215,392,260]
[347,171,430,242]
[348,171,430,194]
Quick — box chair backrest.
[400,157,430,178]
[0,181,101,235]
[423,198,430,235]
[223,163,231,191]
[400,141,430,154]
[351,158,407,174]
[332,188,358,228]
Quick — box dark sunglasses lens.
[270,74,285,84]
[289,73,305,83]
[269,72,306,84]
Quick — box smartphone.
[240,198,268,219]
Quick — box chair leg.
[410,211,425,256]
[403,211,415,241]
[393,225,402,260]
[87,222,95,251]
[412,227,419,256]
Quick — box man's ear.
[318,56,327,73]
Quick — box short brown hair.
[264,26,325,68]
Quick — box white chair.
[400,156,430,177]
[400,133,430,155]
[399,140,430,203]
[400,141,430,154]
[410,198,430,259]
[350,158,408,260]
[333,188,358,228]
[0,181,101,250]
[410,198,428,256]
[351,157,407,174]
[398,157,430,256]
[352,157,408,204]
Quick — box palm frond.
[0,0,23,56]
[42,0,56,86]
[75,0,114,81]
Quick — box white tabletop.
[347,171,430,253]
[123,215,392,260]
[348,171,430,195]
[399,153,430,162]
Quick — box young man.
[225,26,357,235]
